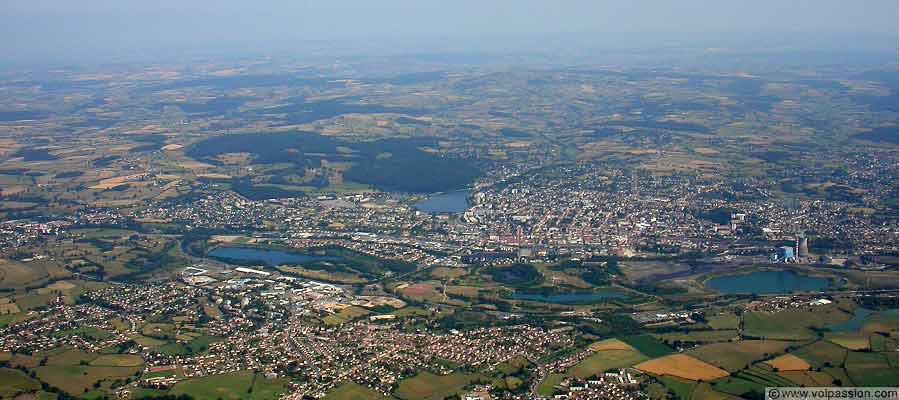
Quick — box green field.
[0,313,16,328]
[655,375,697,400]
[655,330,739,344]
[743,307,851,340]
[537,373,566,397]
[155,335,222,355]
[845,351,899,386]
[45,348,98,366]
[170,371,288,400]
[706,313,741,330]
[35,365,142,394]
[692,382,741,400]
[792,340,848,368]
[568,349,649,378]
[688,340,793,372]
[323,381,388,400]
[394,371,482,400]
[620,334,675,358]
[0,367,41,398]
[51,326,113,341]
[323,306,371,325]
[713,364,793,398]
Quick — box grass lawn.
[687,340,793,372]
[568,349,649,378]
[323,381,389,400]
[394,371,482,400]
[170,371,288,400]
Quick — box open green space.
[170,371,288,400]
[568,349,649,378]
[687,340,793,372]
[323,381,389,400]
[845,351,899,386]
[394,371,483,400]
[620,334,675,358]
[0,367,41,398]
[537,373,566,397]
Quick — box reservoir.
[414,190,470,213]
[706,270,830,295]
[508,291,626,304]
[208,246,337,266]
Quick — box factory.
[772,235,810,263]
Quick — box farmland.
[636,354,730,381]
[687,340,794,372]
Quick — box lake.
[414,190,470,213]
[706,270,831,295]
[207,246,337,266]
[827,308,899,333]
[508,291,626,304]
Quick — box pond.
[414,189,470,213]
[705,270,831,295]
[208,246,338,266]
[507,291,627,304]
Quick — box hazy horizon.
[3,0,899,66]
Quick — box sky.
[2,0,899,65]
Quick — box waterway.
[207,246,338,266]
[705,270,831,295]
[414,189,470,213]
